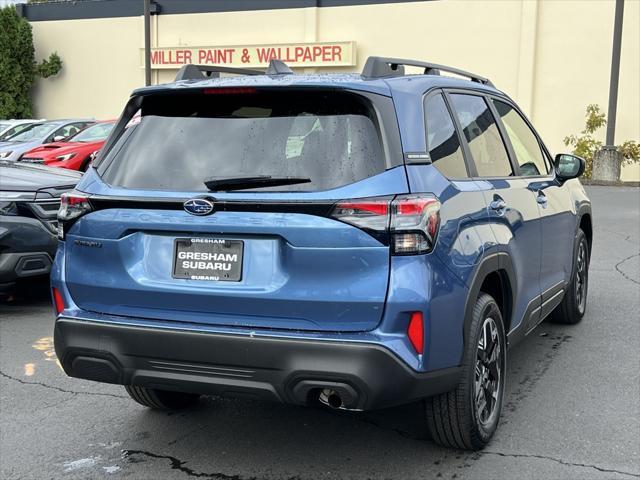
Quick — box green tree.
[564,104,639,179]
[0,6,62,118]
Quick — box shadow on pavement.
[1,276,51,306]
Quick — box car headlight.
[55,153,76,162]
[0,151,13,159]
[0,192,32,215]
[0,201,19,216]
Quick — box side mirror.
[555,154,585,181]
[53,135,66,142]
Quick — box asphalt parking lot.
[0,185,638,480]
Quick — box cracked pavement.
[1,186,638,480]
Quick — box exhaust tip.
[319,388,343,409]
[291,380,360,410]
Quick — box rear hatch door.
[65,87,407,332]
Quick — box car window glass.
[6,123,54,142]
[493,100,548,176]
[0,124,26,141]
[100,91,388,192]
[450,94,513,177]
[56,123,84,139]
[425,94,468,178]
[71,123,114,142]
[286,115,321,159]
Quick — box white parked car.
[0,119,46,142]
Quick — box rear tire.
[124,385,200,410]
[425,293,506,450]
[550,228,589,324]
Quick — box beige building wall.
[30,0,640,180]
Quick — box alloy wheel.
[474,316,502,427]
[575,241,588,314]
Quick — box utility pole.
[605,0,624,146]
[593,0,626,182]
[144,0,151,86]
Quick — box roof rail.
[175,64,263,81]
[265,59,294,75]
[175,59,294,81]
[361,56,493,87]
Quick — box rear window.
[99,90,392,192]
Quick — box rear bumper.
[54,317,461,410]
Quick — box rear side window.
[100,90,390,192]
[70,122,114,142]
[450,94,513,178]
[492,100,548,176]
[424,94,468,178]
[53,122,87,140]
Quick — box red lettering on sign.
[195,48,237,65]
[256,47,272,63]
[152,44,346,67]
[322,46,332,62]
[332,45,342,61]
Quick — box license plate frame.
[172,238,244,282]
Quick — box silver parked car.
[0,119,45,142]
[0,119,94,161]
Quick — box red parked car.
[20,121,115,171]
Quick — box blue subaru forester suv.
[51,57,592,450]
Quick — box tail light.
[52,287,65,315]
[407,311,424,354]
[57,192,92,239]
[331,194,440,255]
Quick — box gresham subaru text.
[50,57,591,450]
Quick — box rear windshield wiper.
[204,175,311,191]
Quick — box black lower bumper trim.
[54,318,461,410]
[0,252,53,283]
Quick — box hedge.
[0,6,61,119]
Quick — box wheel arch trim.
[462,252,516,360]
[576,205,593,254]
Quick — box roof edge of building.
[18,0,437,23]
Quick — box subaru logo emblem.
[183,198,214,216]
